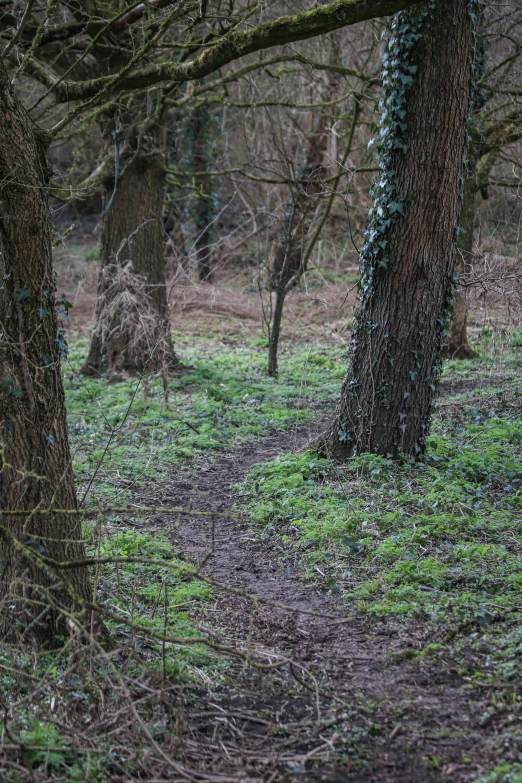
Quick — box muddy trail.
[157,419,490,783]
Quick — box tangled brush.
[89,261,172,380]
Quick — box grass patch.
[1,526,217,781]
[238,358,522,678]
[62,332,344,668]
[65,333,345,505]
[474,765,522,783]
[92,527,213,676]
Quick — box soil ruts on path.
[163,421,489,783]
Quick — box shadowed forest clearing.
[1,1,522,781]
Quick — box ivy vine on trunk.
[317,0,477,460]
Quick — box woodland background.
[1,1,522,782]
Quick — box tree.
[266,57,363,376]
[445,6,522,358]
[80,118,182,378]
[208,35,379,376]
[446,164,478,359]
[0,0,421,646]
[0,62,91,646]
[446,111,522,357]
[190,100,216,283]
[317,0,475,460]
[266,48,341,376]
[7,1,421,382]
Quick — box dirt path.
[163,421,488,783]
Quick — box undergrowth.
[6,331,522,781]
[1,528,216,782]
[92,527,212,675]
[4,334,348,781]
[239,354,522,678]
[238,351,522,778]
[65,334,345,506]
[63,333,344,668]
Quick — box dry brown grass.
[55,245,358,344]
[54,239,522,352]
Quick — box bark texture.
[0,62,91,646]
[322,0,473,459]
[446,168,478,359]
[81,131,180,379]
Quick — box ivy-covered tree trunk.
[446,167,478,359]
[0,62,91,646]
[319,0,474,460]
[81,128,181,379]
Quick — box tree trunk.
[0,62,91,646]
[267,287,286,376]
[320,0,474,460]
[191,103,214,283]
[81,130,181,379]
[445,167,478,359]
[268,67,340,376]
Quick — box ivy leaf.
[57,293,73,313]
[15,287,29,303]
[0,377,21,398]
[25,537,46,554]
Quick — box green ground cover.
[6,332,522,781]
[239,352,522,675]
[65,334,345,506]
[63,332,344,675]
[11,332,344,740]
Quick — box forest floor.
[160,367,522,783]
[166,425,491,783]
[2,248,522,783]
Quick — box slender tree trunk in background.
[191,103,214,283]
[0,62,91,646]
[446,168,478,359]
[81,129,181,379]
[319,0,474,460]
[267,288,286,376]
[268,67,340,376]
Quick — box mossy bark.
[49,0,420,101]
[320,0,474,460]
[0,62,91,646]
